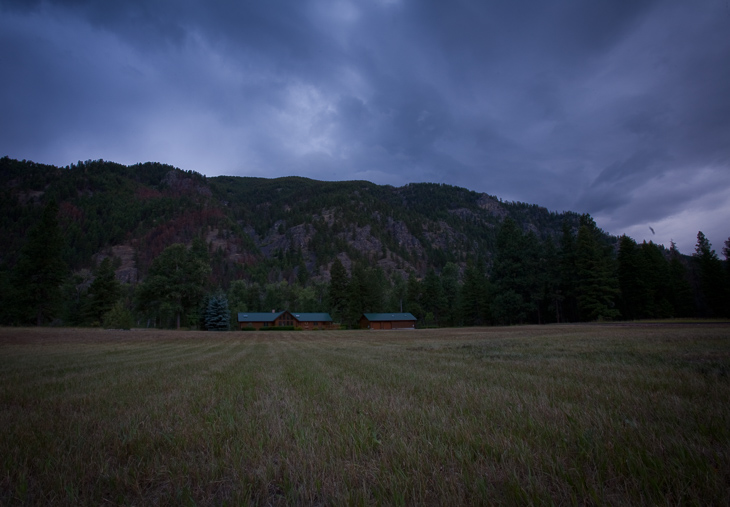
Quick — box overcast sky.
[2,0,729,254]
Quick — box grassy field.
[1,324,729,505]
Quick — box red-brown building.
[359,313,417,330]
[238,311,334,330]
[290,312,336,330]
[237,311,287,330]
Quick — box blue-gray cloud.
[1,0,729,253]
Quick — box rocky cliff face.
[1,157,585,286]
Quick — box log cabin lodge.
[359,313,417,330]
[237,310,335,330]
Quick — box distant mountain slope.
[1,156,590,285]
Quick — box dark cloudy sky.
[2,0,729,254]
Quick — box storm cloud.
[1,0,729,253]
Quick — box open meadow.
[1,324,729,505]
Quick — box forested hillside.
[1,157,727,328]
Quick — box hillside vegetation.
[1,156,727,328]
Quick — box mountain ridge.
[1,156,591,287]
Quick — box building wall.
[360,319,414,330]
[239,315,286,330]
[240,314,335,330]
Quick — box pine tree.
[490,218,534,324]
[205,290,230,331]
[617,235,642,320]
[0,266,18,325]
[440,262,460,327]
[386,273,407,313]
[84,257,121,326]
[667,241,695,317]
[12,201,67,325]
[405,271,424,323]
[638,241,672,318]
[198,293,212,330]
[135,241,211,328]
[421,268,445,325]
[103,301,134,329]
[558,220,579,322]
[346,264,367,327]
[724,238,730,317]
[328,258,349,323]
[575,214,620,321]
[537,236,562,324]
[460,260,489,326]
[693,232,727,317]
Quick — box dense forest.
[1,156,728,329]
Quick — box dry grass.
[1,324,729,505]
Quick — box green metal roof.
[238,311,285,322]
[291,313,333,322]
[362,313,417,322]
[237,311,333,323]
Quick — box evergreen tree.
[575,214,620,321]
[103,301,134,329]
[537,236,562,324]
[405,271,424,323]
[135,242,211,328]
[0,265,18,325]
[490,218,534,324]
[346,264,367,326]
[617,235,642,320]
[84,257,121,326]
[227,280,248,328]
[11,201,67,325]
[440,262,460,327]
[386,273,407,313]
[198,293,212,329]
[722,238,730,317]
[328,258,349,323]
[460,260,489,325]
[345,264,385,326]
[618,237,673,320]
[60,271,92,326]
[245,282,262,312]
[638,241,672,318]
[205,290,230,331]
[693,232,727,317]
[667,241,695,317]
[296,259,309,285]
[421,268,445,325]
[558,220,579,322]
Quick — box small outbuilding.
[360,313,417,330]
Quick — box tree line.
[1,202,728,328]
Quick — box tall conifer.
[667,241,695,317]
[12,200,67,325]
[575,214,620,321]
[694,232,727,317]
[328,258,349,324]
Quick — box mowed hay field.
[1,325,729,506]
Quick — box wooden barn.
[238,311,288,330]
[290,312,335,330]
[238,311,334,330]
[360,313,417,330]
